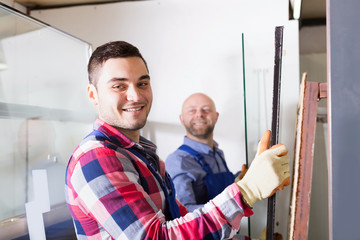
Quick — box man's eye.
[138,82,149,88]
[113,84,126,90]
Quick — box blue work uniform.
[166,137,235,212]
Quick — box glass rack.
[0,3,95,239]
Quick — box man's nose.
[126,85,140,102]
[195,109,204,118]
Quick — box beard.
[98,106,150,132]
[106,117,147,131]
[185,123,214,140]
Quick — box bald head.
[182,93,216,113]
[180,93,219,146]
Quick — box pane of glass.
[242,29,277,237]
[0,3,95,238]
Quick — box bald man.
[166,93,240,211]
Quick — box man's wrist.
[240,194,253,209]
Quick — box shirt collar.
[183,136,219,154]
[93,118,157,152]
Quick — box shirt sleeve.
[172,172,205,212]
[166,150,210,210]
[70,147,252,240]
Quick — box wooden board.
[287,73,327,239]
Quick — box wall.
[29,0,299,237]
[328,0,360,238]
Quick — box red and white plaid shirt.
[65,119,253,239]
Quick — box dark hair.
[87,41,148,86]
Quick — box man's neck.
[117,128,140,143]
[186,134,214,148]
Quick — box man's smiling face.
[88,57,152,140]
[180,93,218,140]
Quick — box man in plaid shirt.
[65,41,290,239]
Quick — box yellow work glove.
[237,130,290,208]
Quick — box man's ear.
[215,112,219,123]
[88,84,98,106]
[179,114,184,125]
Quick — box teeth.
[125,107,142,112]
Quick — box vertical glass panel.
[243,23,299,239]
[242,29,277,237]
[0,3,95,238]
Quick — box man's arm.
[166,152,209,212]
[172,173,205,212]
[69,147,249,239]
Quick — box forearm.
[71,153,251,239]
[159,183,252,239]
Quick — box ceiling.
[14,0,326,26]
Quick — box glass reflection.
[0,3,94,239]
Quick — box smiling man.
[87,56,152,141]
[166,93,240,212]
[65,41,290,240]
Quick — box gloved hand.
[237,130,290,208]
[234,164,248,183]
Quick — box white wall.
[30,1,299,237]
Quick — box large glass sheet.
[243,22,299,238]
[0,3,95,238]
[242,29,280,237]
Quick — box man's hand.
[236,130,290,208]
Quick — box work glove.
[237,130,290,208]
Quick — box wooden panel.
[319,83,327,99]
[288,74,321,240]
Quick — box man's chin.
[106,118,147,132]
[124,122,146,131]
[190,131,211,140]
[127,119,148,130]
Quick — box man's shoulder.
[68,132,131,172]
[166,147,193,163]
[165,147,203,171]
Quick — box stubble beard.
[185,124,214,140]
[111,118,147,131]
[99,108,149,132]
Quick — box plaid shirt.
[65,119,253,239]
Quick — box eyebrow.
[139,74,151,80]
[185,105,211,109]
[107,74,150,84]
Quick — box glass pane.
[0,3,95,238]
[242,29,277,237]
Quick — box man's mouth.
[123,106,143,112]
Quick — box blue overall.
[178,144,235,201]
[89,130,181,220]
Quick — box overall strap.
[178,144,214,175]
[216,153,231,173]
[90,130,180,220]
[126,148,181,220]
